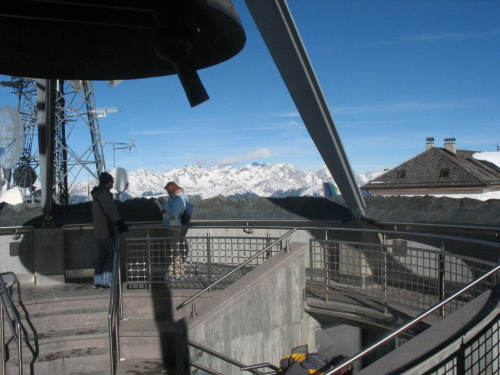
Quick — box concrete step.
[22,326,109,354]
[3,280,113,374]
[119,319,183,359]
[16,305,108,331]
[117,358,174,374]
[7,346,110,375]
[122,285,220,320]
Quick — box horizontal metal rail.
[324,262,500,375]
[0,272,23,375]
[188,340,263,374]
[176,228,297,310]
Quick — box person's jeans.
[94,237,116,286]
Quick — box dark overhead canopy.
[0,0,246,80]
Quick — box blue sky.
[0,0,499,177]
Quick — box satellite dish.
[13,164,37,188]
[0,106,24,169]
[110,167,128,194]
[0,187,24,205]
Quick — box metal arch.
[244,0,366,220]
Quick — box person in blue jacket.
[156,181,190,280]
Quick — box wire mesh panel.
[464,315,500,375]
[125,235,280,289]
[422,314,500,375]
[308,239,497,316]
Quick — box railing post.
[147,231,152,293]
[382,234,388,315]
[16,321,22,375]
[1,303,5,375]
[439,240,446,317]
[206,233,212,285]
[266,233,271,259]
[323,231,330,303]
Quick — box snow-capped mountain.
[69,163,382,203]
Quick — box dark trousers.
[94,237,116,286]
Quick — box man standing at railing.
[91,172,129,289]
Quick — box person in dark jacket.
[91,172,128,288]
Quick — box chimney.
[444,137,456,154]
[426,137,435,150]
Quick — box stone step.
[15,305,109,332]
[15,326,109,355]
[122,286,220,320]
[116,358,174,374]
[7,346,110,375]
[119,319,183,359]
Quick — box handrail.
[324,262,500,375]
[240,362,280,374]
[0,272,23,375]
[176,228,297,310]
[188,340,264,374]
[108,238,122,375]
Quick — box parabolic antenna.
[110,167,129,194]
[13,164,37,188]
[0,187,24,205]
[0,106,24,169]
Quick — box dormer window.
[440,168,450,177]
[397,170,406,179]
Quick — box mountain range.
[69,163,384,203]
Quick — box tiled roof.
[361,147,500,190]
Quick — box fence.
[308,237,498,317]
[125,231,282,290]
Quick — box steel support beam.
[36,79,56,226]
[245,0,366,220]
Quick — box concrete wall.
[0,228,34,284]
[184,242,311,375]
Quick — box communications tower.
[1,77,107,205]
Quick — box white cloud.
[274,112,300,118]
[401,29,500,43]
[333,98,498,115]
[213,147,272,166]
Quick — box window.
[440,168,450,177]
[397,170,406,178]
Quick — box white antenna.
[101,137,137,168]
[0,106,25,170]
[89,107,121,118]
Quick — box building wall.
[366,187,500,201]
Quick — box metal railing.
[324,262,500,374]
[188,340,265,375]
[0,272,23,375]
[108,240,123,375]
[177,228,296,311]
[309,237,497,317]
[124,228,288,292]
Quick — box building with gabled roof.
[361,138,500,200]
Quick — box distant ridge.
[69,163,385,204]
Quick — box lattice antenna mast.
[0,77,39,195]
[53,80,106,205]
